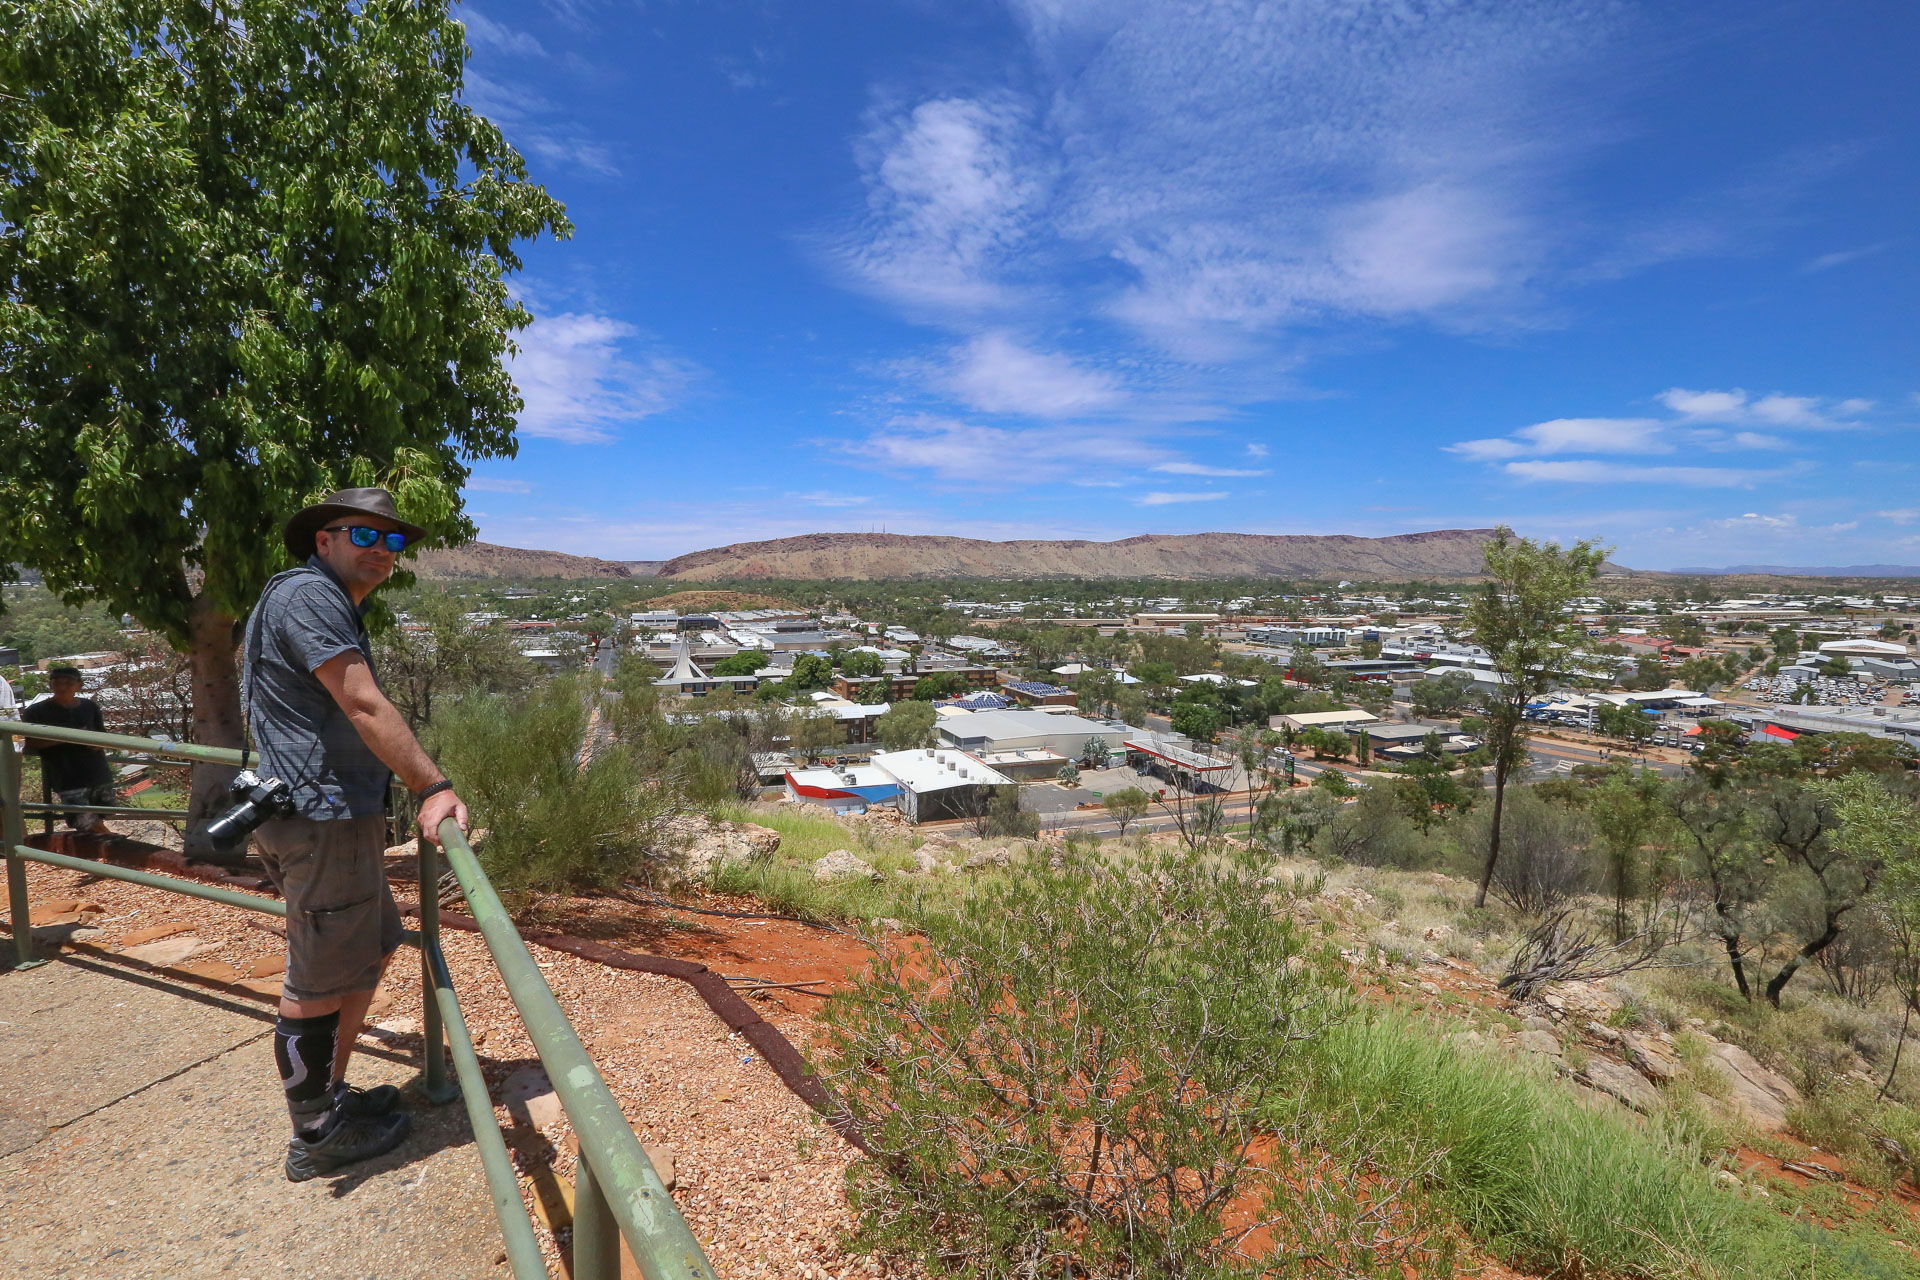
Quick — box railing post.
[572,1149,620,1280]
[2,732,43,970]
[413,834,458,1105]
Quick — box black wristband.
[413,779,454,803]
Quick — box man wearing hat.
[21,665,117,833]
[244,487,469,1181]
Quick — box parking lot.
[1740,673,1902,709]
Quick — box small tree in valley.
[1464,527,1609,908]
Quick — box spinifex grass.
[1277,1012,1918,1279]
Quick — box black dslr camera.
[204,769,296,848]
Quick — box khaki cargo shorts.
[254,815,403,1002]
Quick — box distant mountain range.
[1668,564,1920,578]
[652,529,1504,581]
[409,541,653,580]
[411,530,1509,582]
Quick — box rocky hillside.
[409,541,639,580]
[654,529,1503,581]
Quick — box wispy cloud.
[1657,387,1867,430]
[833,0,1791,367]
[463,12,546,59]
[1246,442,1269,459]
[1802,241,1896,274]
[1138,490,1229,506]
[789,491,872,508]
[939,331,1119,416]
[463,70,618,177]
[844,414,1169,485]
[509,312,700,444]
[1154,462,1268,477]
[1450,417,1667,461]
[1879,509,1920,525]
[1503,460,1783,487]
[842,96,1046,314]
[467,476,533,494]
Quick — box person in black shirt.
[22,666,116,834]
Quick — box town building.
[833,666,999,702]
[935,708,1130,763]
[1002,679,1078,707]
[784,748,1017,822]
[1271,708,1379,734]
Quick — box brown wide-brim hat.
[283,487,427,561]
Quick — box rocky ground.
[10,811,1918,1273]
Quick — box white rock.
[1708,1042,1803,1133]
[656,815,781,882]
[1517,1029,1563,1058]
[1579,1057,1660,1113]
[120,936,215,967]
[812,849,878,881]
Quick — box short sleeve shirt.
[21,697,113,790]
[242,557,391,819]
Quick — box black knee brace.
[274,1011,339,1134]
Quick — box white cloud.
[509,312,699,444]
[1450,417,1666,461]
[940,331,1119,416]
[463,12,546,58]
[1246,442,1269,458]
[1138,490,1228,506]
[1503,460,1777,487]
[835,1,1668,360]
[1657,387,1862,430]
[1879,509,1920,525]
[1154,461,1269,477]
[843,97,1047,313]
[467,476,532,494]
[789,491,872,508]
[1730,431,1789,450]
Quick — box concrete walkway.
[0,954,509,1279]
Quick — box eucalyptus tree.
[1463,527,1609,908]
[0,0,568,816]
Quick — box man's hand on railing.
[418,788,469,847]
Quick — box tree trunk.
[1716,914,1752,1001]
[185,591,244,827]
[1764,915,1843,1008]
[1474,761,1508,908]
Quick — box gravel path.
[7,852,918,1278]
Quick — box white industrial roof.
[1819,639,1908,656]
[871,749,1013,793]
[1275,709,1378,728]
[787,764,894,789]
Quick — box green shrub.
[813,842,1452,1279]
[430,678,670,894]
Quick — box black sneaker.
[284,1110,411,1182]
[334,1081,402,1117]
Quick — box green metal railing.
[1,720,717,1280]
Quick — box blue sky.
[457,0,1919,571]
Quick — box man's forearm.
[342,698,444,795]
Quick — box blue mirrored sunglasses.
[322,525,409,552]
